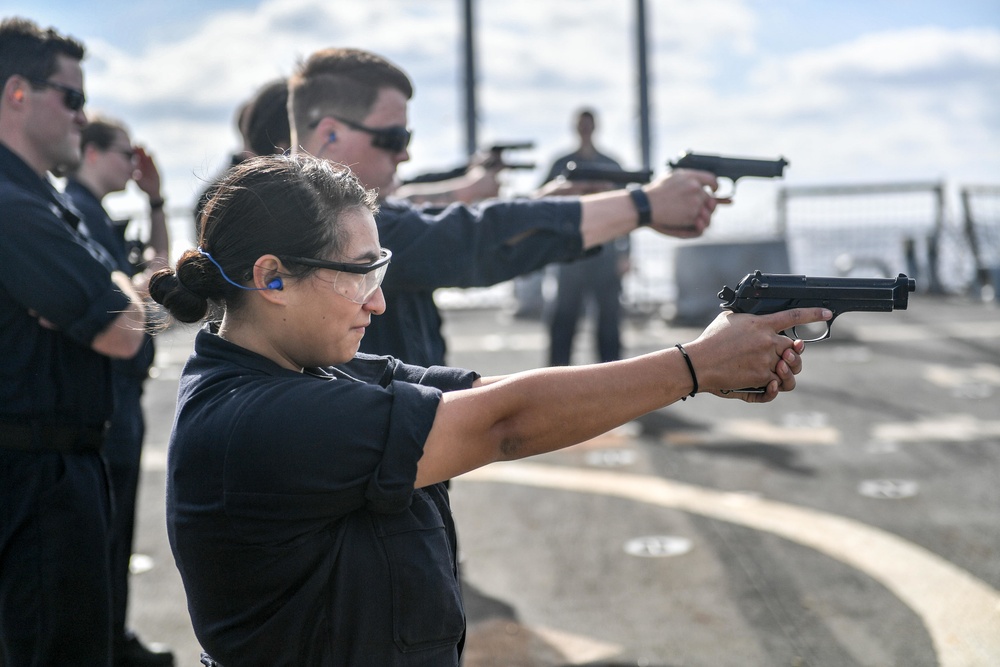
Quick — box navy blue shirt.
[0,144,129,428]
[64,179,133,272]
[361,197,585,366]
[167,327,480,665]
[65,179,155,380]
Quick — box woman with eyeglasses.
[149,154,830,666]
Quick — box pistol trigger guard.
[790,321,832,343]
[714,179,736,201]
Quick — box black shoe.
[115,634,175,667]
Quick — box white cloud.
[644,26,1000,185]
[86,2,998,229]
[762,26,1000,82]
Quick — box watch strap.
[627,184,651,227]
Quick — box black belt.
[0,421,106,454]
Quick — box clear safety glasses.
[282,248,391,304]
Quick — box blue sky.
[751,0,997,49]
[15,1,996,54]
[5,0,998,242]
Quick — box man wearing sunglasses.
[290,47,723,369]
[64,117,176,666]
[0,17,148,666]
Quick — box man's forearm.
[91,271,146,359]
[578,189,639,249]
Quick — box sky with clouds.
[5,0,999,244]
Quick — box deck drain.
[129,553,155,574]
[623,535,692,558]
[585,448,637,467]
[857,479,919,499]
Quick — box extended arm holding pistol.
[717,270,916,392]
[669,151,789,198]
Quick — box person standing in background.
[542,108,622,184]
[543,108,631,366]
[65,116,174,667]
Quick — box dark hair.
[243,78,291,156]
[0,17,85,92]
[288,48,413,136]
[58,116,129,178]
[149,154,379,323]
[75,115,128,154]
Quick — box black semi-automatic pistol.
[717,270,916,392]
[669,151,789,198]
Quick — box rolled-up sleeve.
[363,380,442,513]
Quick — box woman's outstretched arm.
[415,307,831,488]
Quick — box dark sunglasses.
[29,79,86,112]
[331,115,411,154]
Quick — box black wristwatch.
[627,184,651,227]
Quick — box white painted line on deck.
[874,414,1000,443]
[532,625,622,664]
[924,363,1000,388]
[462,462,1000,667]
[718,418,840,446]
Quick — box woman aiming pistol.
[149,154,830,666]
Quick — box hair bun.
[148,268,210,323]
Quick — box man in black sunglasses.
[0,17,149,666]
[290,47,725,369]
